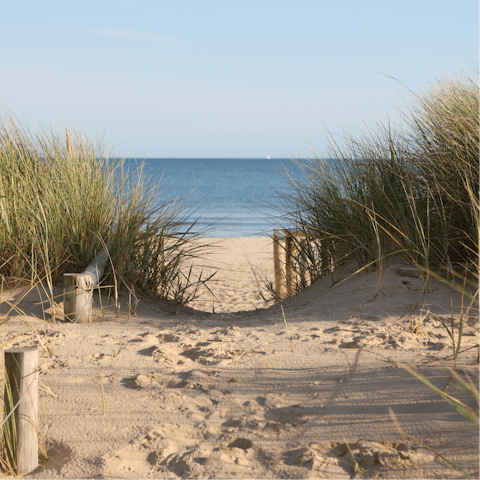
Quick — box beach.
[184,237,275,313]
[0,237,478,479]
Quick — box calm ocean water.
[127,158,305,237]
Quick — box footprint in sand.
[102,423,255,478]
[338,326,451,350]
[289,440,434,478]
[148,339,269,366]
[319,315,469,352]
[130,370,209,391]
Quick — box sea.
[126,158,306,237]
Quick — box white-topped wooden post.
[63,251,108,323]
[3,347,38,475]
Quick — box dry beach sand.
[184,238,275,313]
[0,237,478,479]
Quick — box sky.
[1,0,477,158]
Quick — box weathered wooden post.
[3,347,38,475]
[285,235,295,297]
[63,251,108,323]
[297,236,307,289]
[274,229,309,302]
[63,273,93,323]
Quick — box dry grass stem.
[281,304,295,352]
[231,342,264,364]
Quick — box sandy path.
[185,237,274,313]
[0,238,478,479]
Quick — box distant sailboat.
[267,155,271,159]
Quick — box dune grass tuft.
[272,67,479,478]
[274,68,478,298]
[0,112,214,310]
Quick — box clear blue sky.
[1,0,477,158]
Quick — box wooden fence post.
[298,237,307,289]
[63,273,93,323]
[63,251,109,323]
[3,347,38,475]
[285,235,294,297]
[274,229,309,303]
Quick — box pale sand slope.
[183,237,275,313]
[0,238,478,479]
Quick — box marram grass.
[275,68,479,294]
[0,112,214,308]
[271,68,479,478]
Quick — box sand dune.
[184,237,275,313]
[0,238,478,479]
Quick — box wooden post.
[63,273,93,323]
[285,235,294,297]
[63,251,109,323]
[274,229,310,302]
[3,347,38,475]
[298,237,307,289]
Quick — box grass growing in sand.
[272,67,479,478]
[0,112,214,310]
[275,68,478,299]
[0,113,217,474]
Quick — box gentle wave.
[135,158,306,237]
